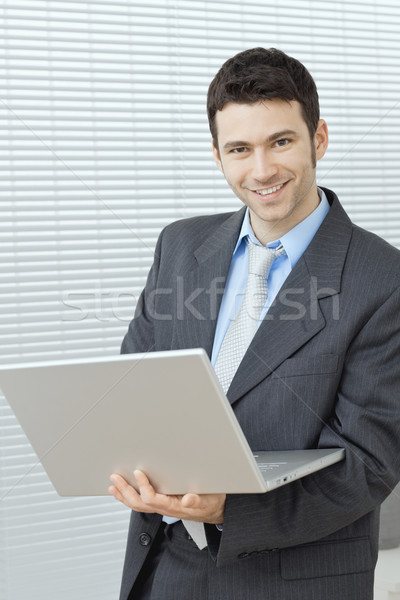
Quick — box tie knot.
[247,239,285,277]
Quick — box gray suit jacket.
[119,188,400,600]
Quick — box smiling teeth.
[256,183,284,195]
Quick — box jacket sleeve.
[120,230,164,356]
[208,285,400,566]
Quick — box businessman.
[109,48,400,599]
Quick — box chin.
[256,207,291,224]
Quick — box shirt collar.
[233,188,330,268]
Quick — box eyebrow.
[222,129,298,151]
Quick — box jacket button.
[139,533,151,546]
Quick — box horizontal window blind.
[1,1,400,599]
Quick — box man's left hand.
[109,470,226,524]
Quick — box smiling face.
[212,99,328,244]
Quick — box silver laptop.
[0,348,344,496]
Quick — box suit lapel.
[173,208,246,357]
[227,190,353,405]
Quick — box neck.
[249,187,321,245]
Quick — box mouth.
[252,182,287,197]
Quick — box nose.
[251,148,277,184]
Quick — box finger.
[108,484,124,503]
[133,471,189,515]
[109,475,156,513]
[133,469,158,504]
[110,474,141,504]
[133,469,149,486]
[110,473,134,492]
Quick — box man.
[109,48,400,599]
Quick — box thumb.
[181,493,200,509]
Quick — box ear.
[212,140,224,173]
[314,119,329,161]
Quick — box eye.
[231,146,248,154]
[274,138,290,147]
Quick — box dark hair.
[207,47,320,148]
